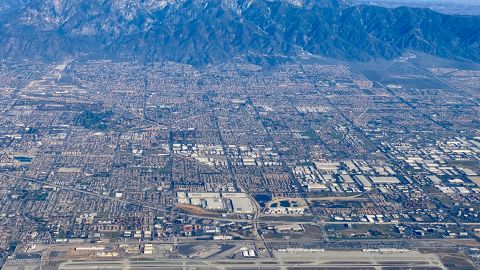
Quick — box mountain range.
[0,0,479,65]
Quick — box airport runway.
[58,250,447,270]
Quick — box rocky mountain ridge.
[0,0,478,65]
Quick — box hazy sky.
[378,0,479,3]
[355,0,480,6]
